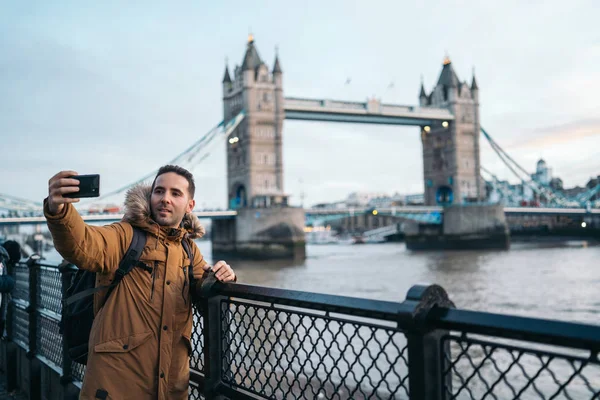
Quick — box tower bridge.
[214,35,490,256]
[222,37,482,211]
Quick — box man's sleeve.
[44,199,131,274]
[190,241,237,284]
[191,241,209,282]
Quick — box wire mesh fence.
[11,263,29,302]
[219,300,409,399]
[3,256,600,400]
[191,310,205,373]
[37,266,62,315]
[11,303,29,350]
[37,312,63,371]
[443,333,600,400]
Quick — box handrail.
[217,282,409,322]
[429,307,600,351]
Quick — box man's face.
[150,172,195,229]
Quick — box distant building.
[531,159,552,185]
[563,175,600,203]
[550,177,563,191]
[309,191,425,209]
[563,186,587,198]
[586,175,600,190]
[311,201,347,209]
[367,196,394,209]
[345,192,389,207]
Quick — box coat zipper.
[150,260,158,302]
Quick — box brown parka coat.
[45,185,208,399]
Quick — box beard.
[152,209,181,227]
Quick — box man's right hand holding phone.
[47,170,81,215]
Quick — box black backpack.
[60,227,195,365]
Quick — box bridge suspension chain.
[0,194,44,213]
[82,112,245,206]
[481,128,597,208]
[481,128,568,205]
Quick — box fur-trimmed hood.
[122,184,205,239]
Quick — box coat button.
[122,344,128,350]
[163,325,168,331]
[160,372,165,378]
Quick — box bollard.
[401,284,455,400]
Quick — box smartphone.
[64,174,100,198]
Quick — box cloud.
[504,119,600,150]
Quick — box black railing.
[1,256,600,399]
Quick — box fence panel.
[221,299,410,399]
[442,333,600,399]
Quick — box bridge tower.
[419,57,483,206]
[223,34,286,209]
[213,35,305,259]
[407,58,509,250]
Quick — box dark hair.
[1,240,21,264]
[151,165,196,199]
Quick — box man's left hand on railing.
[210,260,236,283]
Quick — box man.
[44,165,236,399]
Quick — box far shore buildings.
[312,159,599,209]
[487,159,599,206]
[311,191,425,210]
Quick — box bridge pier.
[212,207,306,260]
[405,203,510,250]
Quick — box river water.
[188,240,600,325]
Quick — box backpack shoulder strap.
[63,227,148,307]
[103,226,147,301]
[181,238,194,281]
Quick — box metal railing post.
[400,284,455,400]
[26,256,42,400]
[198,271,226,400]
[58,260,78,398]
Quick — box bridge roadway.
[0,210,237,226]
[0,206,598,226]
[284,97,454,126]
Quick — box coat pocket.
[182,333,193,357]
[94,331,153,353]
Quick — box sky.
[1,0,599,209]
